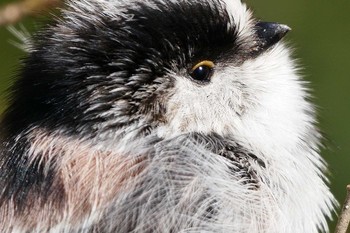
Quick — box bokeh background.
[0,0,349,231]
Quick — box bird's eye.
[190,60,215,83]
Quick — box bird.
[0,0,336,232]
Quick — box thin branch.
[335,185,350,233]
[0,0,62,26]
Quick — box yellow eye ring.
[190,60,215,83]
[191,60,215,72]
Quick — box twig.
[0,0,62,26]
[335,185,350,233]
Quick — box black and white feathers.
[0,0,336,232]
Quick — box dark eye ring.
[189,60,215,83]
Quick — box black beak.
[255,22,291,51]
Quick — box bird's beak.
[255,22,291,51]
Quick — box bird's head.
[5,0,306,149]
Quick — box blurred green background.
[0,0,349,231]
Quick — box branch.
[335,185,350,233]
[0,0,62,26]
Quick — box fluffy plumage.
[0,0,336,232]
